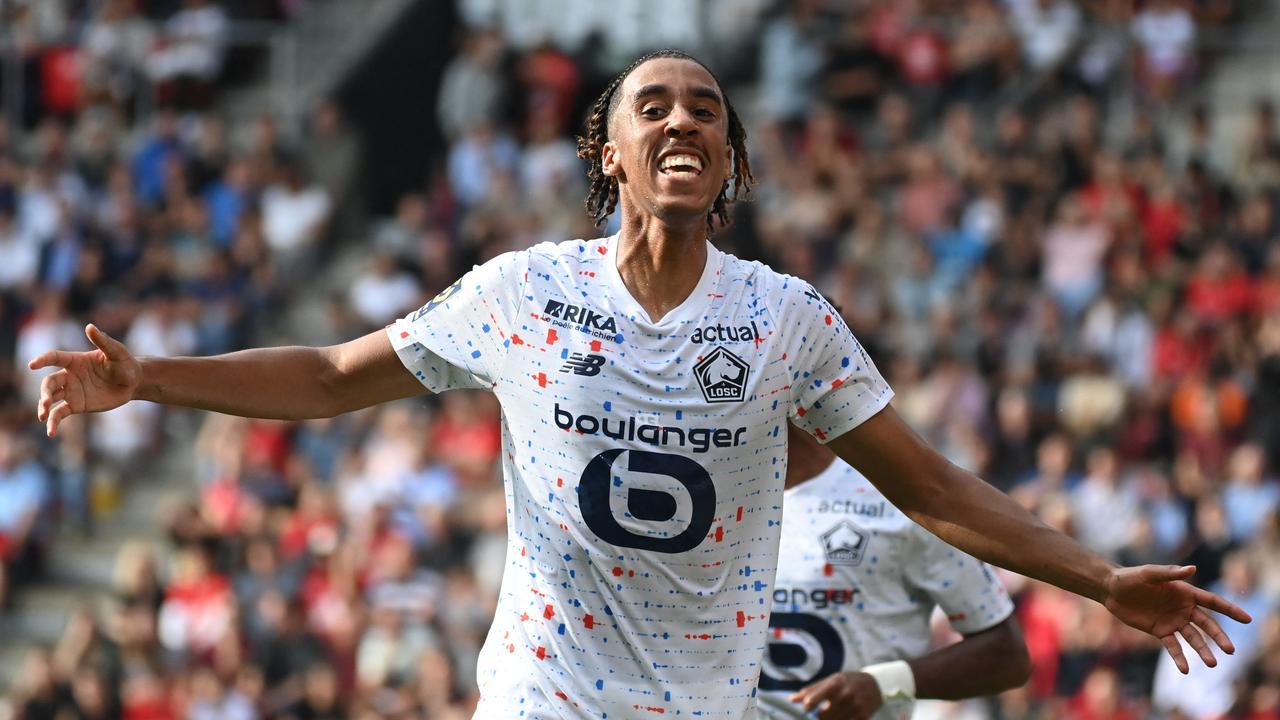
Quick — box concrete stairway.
[0,441,191,693]
[220,0,418,129]
[1153,5,1280,153]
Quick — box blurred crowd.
[5,0,1280,719]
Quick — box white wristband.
[862,660,916,702]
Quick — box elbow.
[310,352,348,420]
[995,619,1032,690]
[1003,642,1032,690]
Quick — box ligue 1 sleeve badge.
[411,278,463,320]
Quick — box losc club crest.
[693,346,750,403]
[820,520,869,566]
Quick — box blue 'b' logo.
[578,449,716,554]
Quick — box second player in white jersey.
[389,235,892,718]
[759,424,1027,720]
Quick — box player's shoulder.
[720,253,791,291]
[525,236,611,267]
[472,238,607,288]
[739,260,833,315]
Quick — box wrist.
[133,356,157,403]
[861,660,915,703]
[1092,560,1122,606]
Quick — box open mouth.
[659,153,704,179]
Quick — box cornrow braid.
[576,49,754,233]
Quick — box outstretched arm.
[31,325,425,435]
[790,617,1030,719]
[827,406,1251,673]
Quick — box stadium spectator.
[346,251,422,329]
[1132,0,1198,101]
[757,0,825,125]
[145,0,229,108]
[81,0,157,111]
[302,100,363,244]
[436,29,508,142]
[260,162,331,274]
[1006,0,1083,72]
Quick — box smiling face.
[601,58,732,228]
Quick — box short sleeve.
[773,277,893,442]
[902,527,1015,635]
[386,250,529,393]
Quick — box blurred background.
[0,0,1278,718]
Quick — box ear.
[601,140,623,179]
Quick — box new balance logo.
[560,353,605,376]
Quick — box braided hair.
[576,49,754,233]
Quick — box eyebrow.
[633,83,723,107]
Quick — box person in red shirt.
[1184,243,1257,323]
[1141,173,1186,268]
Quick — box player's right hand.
[28,324,141,437]
[790,671,884,720]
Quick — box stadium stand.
[2,0,1279,718]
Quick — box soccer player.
[760,423,1029,720]
[31,50,1248,719]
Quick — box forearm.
[135,347,351,419]
[831,409,1115,603]
[134,331,423,419]
[908,621,1030,700]
[914,465,1114,602]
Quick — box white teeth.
[660,154,703,172]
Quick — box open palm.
[28,324,141,437]
[1104,564,1252,673]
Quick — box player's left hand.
[789,671,882,720]
[1103,564,1252,674]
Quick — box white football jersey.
[757,460,1015,720]
[387,236,893,719]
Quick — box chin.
[652,199,714,226]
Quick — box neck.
[614,206,709,322]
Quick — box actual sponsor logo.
[690,321,762,344]
[542,299,618,340]
[693,346,750,403]
[560,353,605,376]
[820,520,869,566]
[816,499,886,518]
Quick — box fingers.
[1161,633,1189,674]
[85,324,130,361]
[28,349,75,371]
[1178,623,1216,668]
[38,371,67,422]
[46,400,73,438]
[790,675,838,714]
[1194,587,1253,625]
[1142,564,1197,582]
[1192,607,1236,655]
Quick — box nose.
[665,105,698,137]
